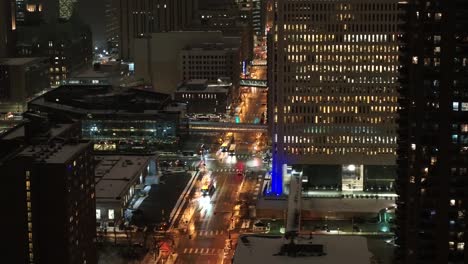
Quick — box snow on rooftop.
[19,142,90,164]
[256,197,394,214]
[95,156,149,200]
[233,235,372,264]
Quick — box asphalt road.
[173,88,268,263]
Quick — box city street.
[173,135,267,264]
[170,82,269,263]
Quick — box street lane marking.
[182,248,223,255]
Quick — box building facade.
[105,0,119,52]
[28,83,185,153]
[174,79,230,114]
[268,0,401,194]
[180,43,240,84]
[134,31,241,95]
[58,0,76,20]
[236,0,265,37]
[0,0,13,57]
[16,20,92,87]
[95,156,150,228]
[395,0,468,263]
[0,117,97,264]
[191,7,253,61]
[0,57,50,112]
[117,0,198,60]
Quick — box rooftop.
[19,141,90,164]
[28,84,180,118]
[183,42,239,51]
[95,156,150,201]
[233,234,373,264]
[257,196,394,214]
[176,79,231,93]
[0,57,48,66]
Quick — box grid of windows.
[395,0,468,262]
[269,0,400,164]
[181,51,236,82]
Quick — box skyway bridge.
[239,79,267,88]
[189,121,267,133]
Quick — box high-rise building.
[236,0,265,37]
[11,0,44,25]
[0,57,50,112]
[199,0,235,10]
[117,0,197,60]
[58,0,76,20]
[15,19,92,87]
[105,0,119,52]
[395,0,468,263]
[268,0,401,195]
[180,43,240,85]
[0,115,97,264]
[134,31,241,94]
[0,0,13,57]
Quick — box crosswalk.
[195,230,225,237]
[234,154,251,159]
[213,168,237,173]
[182,248,224,255]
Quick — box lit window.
[457,242,464,251]
[411,143,416,150]
[450,199,456,206]
[461,124,468,133]
[453,102,459,111]
[96,209,101,220]
[108,209,115,220]
[412,56,418,64]
[462,102,468,111]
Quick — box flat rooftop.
[19,142,90,164]
[176,79,231,93]
[233,235,372,264]
[0,57,47,66]
[256,197,394,214]
[95,156,149,201]
[28,84,178,118]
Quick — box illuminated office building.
[395,0,468,263]
[12,0,44,25]
[268,0,401,195]
[59,0,77,20]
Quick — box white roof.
[233,235,373,264]
[95,156,149,200]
